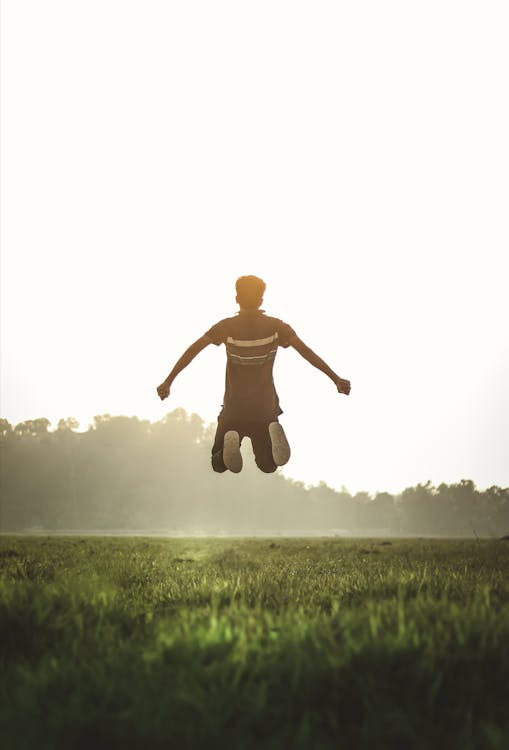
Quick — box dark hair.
[235,275,266,309]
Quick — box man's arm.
[156,335,212,401]
[288,335,351,395]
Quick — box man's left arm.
[288,334,351,395]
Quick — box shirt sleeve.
[204,319,228,346]
[276,319,296,348]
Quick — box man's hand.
[335,377,351,395]
[157,381,171,401]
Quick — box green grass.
[1,536,508,749]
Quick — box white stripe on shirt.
[228,349,277,362]
[226,333,278,348]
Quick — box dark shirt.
[205,310,296,421]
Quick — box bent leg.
[211,413,245,473]
[268,421,291,466]
[211,417,227,473]
[249,423,278,473]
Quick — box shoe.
[223,430,243,473]
[269,422,291,466]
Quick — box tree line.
[0,411,507,536]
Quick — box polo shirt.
[205,310,296,421]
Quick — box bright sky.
[1,1,508,495]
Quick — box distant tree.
[352,491,372,530]
[484,485,509,535]
[14,418,51,438]
[0,418,13,441]
[399,482,443,535]
[447,479,479,535]
[57,417,80,432]
[370,492,397,532]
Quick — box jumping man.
[156,275,351,473]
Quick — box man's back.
[205,310,295,421]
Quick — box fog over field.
[1,412,507,537]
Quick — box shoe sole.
[269,422,291,466]
[223,430,243,473]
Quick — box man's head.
[235,275,266,310]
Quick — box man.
[157,275,351,474]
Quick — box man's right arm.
[288,335,351,395]
[156,335,212,401]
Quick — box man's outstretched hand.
[157,381,170,401]
[336,377,351,395]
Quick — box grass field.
[1,536,508,749]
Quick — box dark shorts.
[211,411,280,474]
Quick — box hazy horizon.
[1,409,507,498]
[3,411,507,538]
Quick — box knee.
[212,465,227,473]
[255,460,277,474]
[211,452,227,473]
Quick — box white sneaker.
[223,430,243,473]
[269,422,291,466]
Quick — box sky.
[1,1,508,495]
